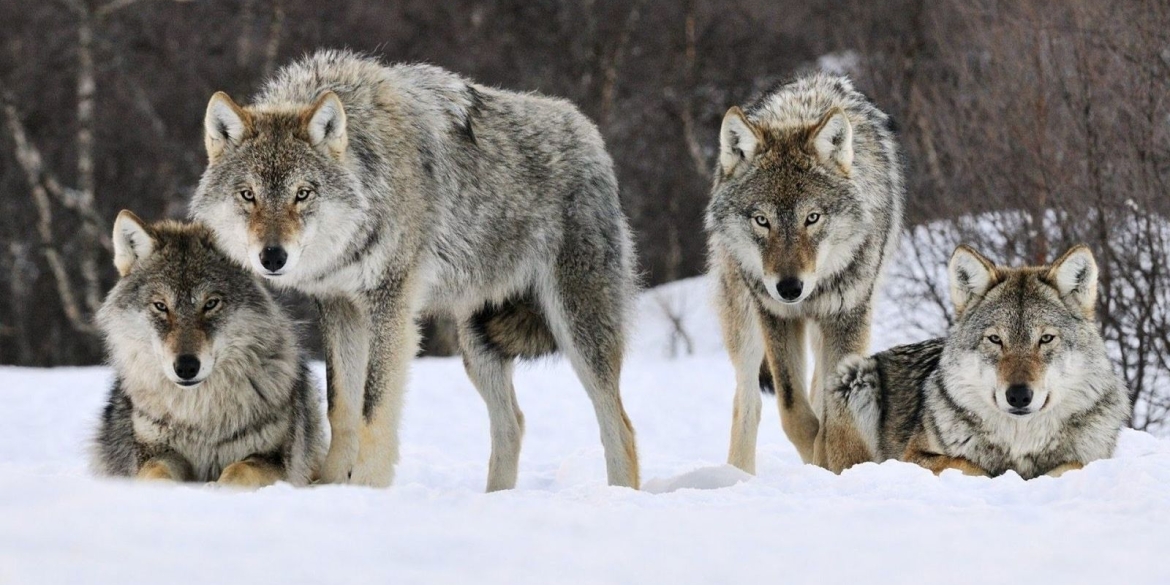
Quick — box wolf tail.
[758,360,776,395]
[469,294,559,360]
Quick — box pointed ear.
[112,210,155,277]
[719,106,763,178]
[300,91,347,158]
[204,91,252,163]
[948,245,999,317]
[1047,245,1098,318]
[808,107,853,175]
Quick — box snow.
[3,277,1169,584]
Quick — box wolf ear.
[809,107,853,175]
[204,92,251,163]
[948,245,998,317]
[719,106,763,178]
[112,210,155,277]
[1047,245,1098,318]
[301,91,348,158]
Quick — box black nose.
[1006,384,1033,409]
[174,355,201,381]
[259,246,287,272]
[776,278,804,301]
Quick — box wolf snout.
[1006,383,1033,413]
[260,246,288,273]
[173,354,202,384]
[776,277,804,302]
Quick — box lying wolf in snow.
[818,244,1129,478]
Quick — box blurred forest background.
[1,0,1169,430]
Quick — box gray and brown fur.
[91,211,324,487]
[706,73,903,473]
[190,50,639,490]
[818,245,1130,478]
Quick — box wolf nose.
[776,278,804,301]
[174,355,201,381]
[1006,384,1033,409]
[260,246,287,272]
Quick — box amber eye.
[295,188,313,202]
[239,189,255,202]
[152,302,168,313]
[203,298,220,312]
[1039,334,1055,345]
[752,214,770,228]
[987,334,1002,345]
[806,212,821,225]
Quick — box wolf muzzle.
[173,354,202,386]
[260,246,288,273]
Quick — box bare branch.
[3,96,101,337]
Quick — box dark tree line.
[1,0,1168,430]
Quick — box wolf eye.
[203,298,220,312]
[752,214,770,228]
[987,334,1002,345]
[295,188,313,202]
[238,189,255,202]
[152,302,168,313]
[1039,334,1055,345]
[805,212,821,225]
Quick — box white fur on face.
[197,200,252,269]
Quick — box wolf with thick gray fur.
[92,211,325,487]
[819,245,1130,478]
[190,50,640,489]
[706,72,903,473]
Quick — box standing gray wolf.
[91,211,325,487]
[190,50,640,490]
[706,73,903,473]
[818,244,1130,478]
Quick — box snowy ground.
[2,278,1169,584]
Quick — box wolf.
[706,72,903,473]
[91,211,325,487]
[190,50,640,490]
[817,245,1130,478]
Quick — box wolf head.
[97,211,285,388]
[706,104,866,305]
[189,91,366,283]
[942,244,1110,418]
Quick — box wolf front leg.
[903,437,989,477]
[218,454,285,489]
[349,281,419,488]
[716,273,766,474]
[812,307,872,469]
[317,297,371,484]
[136,451,193,482]
[758,310,818,464]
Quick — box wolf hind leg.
[820,354,880,472]
[539,268,639,488]
[459,316,526,492]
